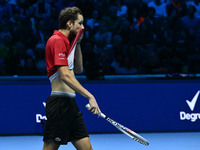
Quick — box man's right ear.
[66,20,72,29]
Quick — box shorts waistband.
[51,91,76,98]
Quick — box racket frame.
[85,104,149,146]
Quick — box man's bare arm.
[58,65,101,116]
[74,43,83,74]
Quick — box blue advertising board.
[0,77,200,135]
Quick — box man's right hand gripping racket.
[86,104,149,146]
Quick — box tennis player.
[43,6,101,150]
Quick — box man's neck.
[59,29,69,38]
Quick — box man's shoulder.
[49,34,63,41]
[47,35,65,46]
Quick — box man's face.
[71,14,84,35]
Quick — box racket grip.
[85,103,91,109]
[85,104,106,118]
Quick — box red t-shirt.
[45,30,70,77]
[45,29,84,79]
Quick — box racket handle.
[85,103,91,109]
[85,103,106,118]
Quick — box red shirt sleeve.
[46,32,71,77]
[53,39,69,66]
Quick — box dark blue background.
[0,78,200,135]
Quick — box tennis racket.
[86,104,149,146]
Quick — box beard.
[68,30,77,43]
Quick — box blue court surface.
[0,132,200,150]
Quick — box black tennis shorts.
[43,94,89,145]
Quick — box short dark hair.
[59,6,83,29]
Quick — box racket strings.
[109,119,149,146]
[132,137,149,145]
[123,127,149,145]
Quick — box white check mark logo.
[186,90,200,111]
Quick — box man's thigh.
[72,137,93,150]
[43,140,60,150]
